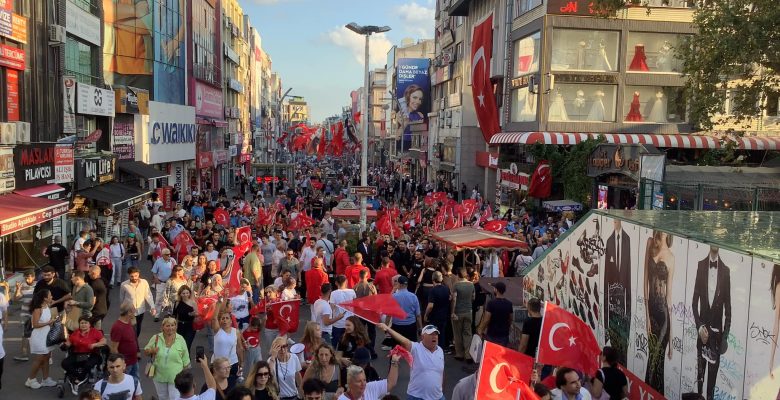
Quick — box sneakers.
[69,380,79,396]
[41,377,58,387]
[14,355,30,361]
[25,378,41,389]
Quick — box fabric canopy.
[0,194,69,236]
[431,227,529,251]
[490,131,780,150]
[118,161,169,180]
[78,182,151,211]
[331,208,378,220]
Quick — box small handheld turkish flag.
[528,161,552,199]
[475,341,538,400]
[270,299,300,335]
[537,302,601,376]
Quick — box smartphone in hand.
[196,346,205,362]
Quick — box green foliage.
[528,137,605,206]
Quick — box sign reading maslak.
[146,101,196,164]
[14,143,56,189]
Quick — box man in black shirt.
[87,265,108,329]
[34,266,71,313]
[478,281,513,347]
[593,346,628,399]
[519,298,543,357]
[44,235,69,278]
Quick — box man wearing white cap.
[377,322,445,400]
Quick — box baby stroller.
[57,344,110,397]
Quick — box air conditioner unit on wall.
[15,121,30,143]
[49,24,66,44]
[0,123,16,145]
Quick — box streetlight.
[273,87,293,198]
[345,22,391,233]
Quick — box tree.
[528,137,604,206]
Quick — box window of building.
[514,32,541,76]
[193,0,218,84]
[515,0,542,15]
[551,29,619,72]
[766,92,779,117]
[65,38,98,85]
[623,86,686,123]
[626,32,685,73]
[511,86,537,122]
[153,0,186,104]
[548,84,617,122]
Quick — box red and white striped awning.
[490,132,780,150]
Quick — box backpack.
[99,375,140,398]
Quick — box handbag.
[46,315,66,347]
[145,334,160,378]
[469,334,483,361]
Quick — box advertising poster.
[0,147,13,194]
[112,114,135,160]
[744,257,780,399]
[394,58,430,152]
[598,185,608,209]
[569,215,606,344]
[63,76,77,133]
[6,68,18,120]
[152,0,185,105]
[54,144,74,183]
[679,242,750,400]
[0,10,27,44]
[0,43,25,70]
[102,0,154,93]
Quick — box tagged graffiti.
[749,322,776,346]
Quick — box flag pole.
[533,301,549,384]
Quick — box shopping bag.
[469,333,483,361]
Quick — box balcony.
[193,63,221,86]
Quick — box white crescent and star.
[279,304,293,322]
[548,322,573,351]
[489,362,511,393]
[472,46,487,108]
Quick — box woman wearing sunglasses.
[245,360,279,400]
[268,337,302,400]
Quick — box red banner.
[197,151,213,169]
[475,151,499,169]
[470,14,501,143]
[6,69,18,121]
[0,44,24,70]
[270,299,301,335]
[617,364,667,400]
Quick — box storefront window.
[626,32,684,73]
[513,32,541,76]
[551,29,619,72]
[623,86,687,123]
[511,86,537,122]
[547,84,617,122]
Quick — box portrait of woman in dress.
[643,230,675,394]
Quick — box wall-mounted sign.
[66,1,100,46]
[6,68,18,121]
[112,114,135,160]
[475,151,499,169]
[77,82,116,117]
[228,78,244,93]
[169,163,186,206]
[547,0,612,16]
[54,144,74,183]
[14,143,56,189]
[197,151,213,169]
[63,76,77,133]
[587,144,659,181]
[0,10,27,44]
[114,86,149,114]
[499,163,529,190]
[553,73,618,84]
[146,101,196,164]
[0,43,24,70]
[195,81,224,118]
[75,155,117,191]
[0,147,14,194]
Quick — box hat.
[352,347,371,365]
[397,275,409,285]
[421,325,440,335]
[491,281,507,294]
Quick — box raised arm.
[377,322,412,351]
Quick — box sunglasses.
[279,345,289,350]
[257,372,270,377]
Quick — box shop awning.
[14,184,67,198]
[543,200,583,212]
[430,227,530,251]
[118,161,169,180]
[0,194,69,236]
[331,208,378,220]
[78,183,151,211]
[490,132,780,150]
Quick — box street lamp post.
[273,87,293,199]
[345,22,391,233]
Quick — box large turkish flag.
[528,160,552,199]
[537,302,601,376]
[475,341,538,400]
[270,299,300,335]
[471,14,501,143]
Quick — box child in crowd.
[242,316,263,374]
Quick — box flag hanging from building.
[470,14,501,143]
[528,160,552,198]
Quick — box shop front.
[193,81,228,194]
[587,143,664,210]
[496,162,530,212]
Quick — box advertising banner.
[147,101,196,164]
[0,147,14,194]
[112,114,135,160]
[0,10,27,44]
[475,151,498,169]
[499,163,529,190]
[77,82,115,117]
[169,162,186,206]
[103,0,153,94]
[395,58,430,152]
[195,81,223,118]
[54,144,74,183]
[14,143,56,189]
[152,0,185,105]
[0,43,24,70]
[197,151,213,169]
[63,76,77,133]
[6,68,18,121]
[66,1,100,46]
[75,155,117,191]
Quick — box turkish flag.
[317,135,327,160]
[338,294,408,324]
[221,249,243,296]
[528,161,552,199]
[537,302,601,376]
[353,111,361,124]
[461,199,478,219]
[172,231,197,263]
[483,220,508,233]
[270,299,300,335]
[195,295,219,330]
[471,14,501,143]
[249,300,266,316]
[214,208,230,227]
[236,226,252,246]
[617,364,667,400]
[476,341,538,400]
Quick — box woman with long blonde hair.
[268,336,302,400]
[245,360,279,400]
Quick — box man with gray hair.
[378,322,444,400]
[44,235,69,278]
[337,354,402,400]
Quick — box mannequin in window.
[577,41,587,69]
[625,92,643,122]
[587,90,607,122]
[518,88,536,120]
[599,41,613,71]
[656,41,673,71]
[573,90,586,111]
[629,44,650,71]
[647,91,667,123]
[548,88,569,121]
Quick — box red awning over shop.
[490,132,780,150]
[431,227,529,251]
[14,184,66,198]
[0,194,69,236]
[331,208,378,220]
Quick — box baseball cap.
[491,281,507,294]
[421,325,440,335]
[397,275,409,285]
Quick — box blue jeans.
[407,395,445,400]
[126,363,139,378]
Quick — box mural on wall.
[523,212,761,400]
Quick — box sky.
[242,0,436,123]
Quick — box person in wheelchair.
[61,316,107,393]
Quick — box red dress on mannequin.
[629,44,650,71]
[626,92,643,121]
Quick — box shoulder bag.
[145,334,159,378]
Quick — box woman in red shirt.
[61,317,106,392]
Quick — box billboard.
[522,211,771,399]
[394,58,430,152]
[152,0,185,104]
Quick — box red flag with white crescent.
[221,249,243,296]
[471,14,501,143]
[537,302,601,376]
[214,208,230,227]
[236,226,252,247]
[270,299,300,335]
[475,341,537,400]
[528,160,552,199]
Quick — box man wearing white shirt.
[119,266,157,336]
[173,356,217,400]
[311,283,345,344]
[329,275,356,347]
[378,323,445,400]
[337,357,402,400]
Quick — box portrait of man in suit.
[604,219,632,365]
[692,245,732,399]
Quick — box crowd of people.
[0,162,634,400]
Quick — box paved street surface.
[1,265,474,398]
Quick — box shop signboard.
[0,43,24,70]
[239,153,251,163]
[475,151,498,169]
[14,143,56,189]
[54,144,74,183]
[546,0,611,16]
[195,81,224,118]
[147,101,196,164]
[63,76,77,133]
[77,82,116,117]
[587,144,650,181]
[197,151,213,169]
[0,201,69,236]
[75,155,116,191]
[112,114,135,160]
[0,147,14,194]
[114,86,149,114]
[0,10,27,44]
[66,1,100,46]
[6,68,18,120]
[155,186,173,211]
[214,149,228,164]
[499,163,529,190]
[169,163,186,206]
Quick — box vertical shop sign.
[6,69,18,120]
[0,147,14,194]
[54,144,74,183]
[112,114,135,160]
[170,163,185,206]
[155,186,173,211]
[63,76,77,133]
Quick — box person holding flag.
[376,322,445,400]
[151,249,177,322]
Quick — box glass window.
[626,32,684,73]
[516,0,542,15]
[766,92,779,117]
[511,87,537,122]
[551,29,619,72]
[513,32,541,76]
[65,39,98,85]
[623,86,687,123]
[547,84,617,122]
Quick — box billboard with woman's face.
[395,58,430,153]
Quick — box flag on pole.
[270,299,301,335]
[337,294,408,324]
[537,302,601,376]
[475,341,538,400]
